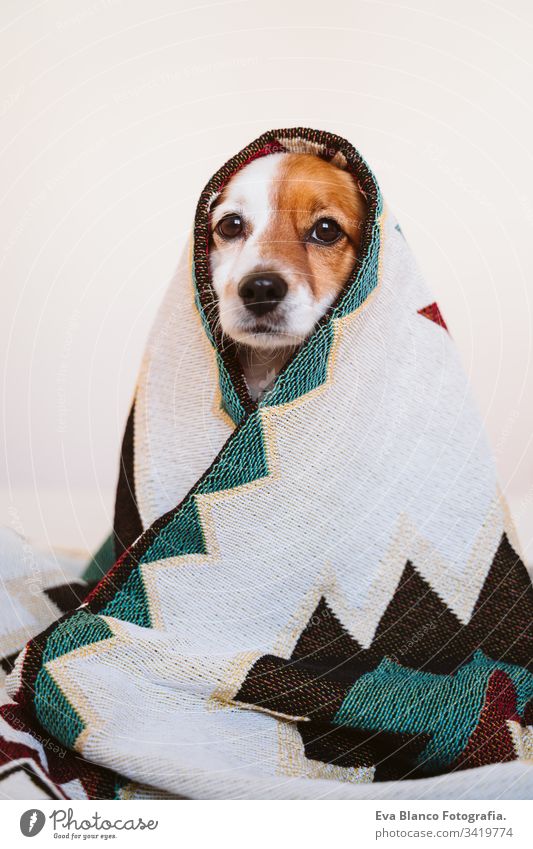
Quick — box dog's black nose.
[238,272,288,316]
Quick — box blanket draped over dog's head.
[3,128,533,800]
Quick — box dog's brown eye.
[310,218,343,244]
[216,214,243,239]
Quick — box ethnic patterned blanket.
[1,128,532,800]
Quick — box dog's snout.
[238,272,288,316]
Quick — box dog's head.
[209,152,366,350]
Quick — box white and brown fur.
[209,153,366,399]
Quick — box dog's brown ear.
[329,150,348,170]
[208,185,229,214]
[207,193,222,242]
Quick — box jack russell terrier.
[209,152,366,400]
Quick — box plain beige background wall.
[1,0,532,559]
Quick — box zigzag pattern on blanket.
[10,526,533,795]
[3,128,532,800]
[235,533,533,778]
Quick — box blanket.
[1,127,532,800]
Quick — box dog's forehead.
[210,152,362,249]
[214,152,355,215]
[214,154,284,214]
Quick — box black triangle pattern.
[44,581,95,614]
[235,533,533,779]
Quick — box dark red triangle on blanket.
[418,301,448,331]
[452,669,519,771]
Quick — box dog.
[209,152,366,400]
